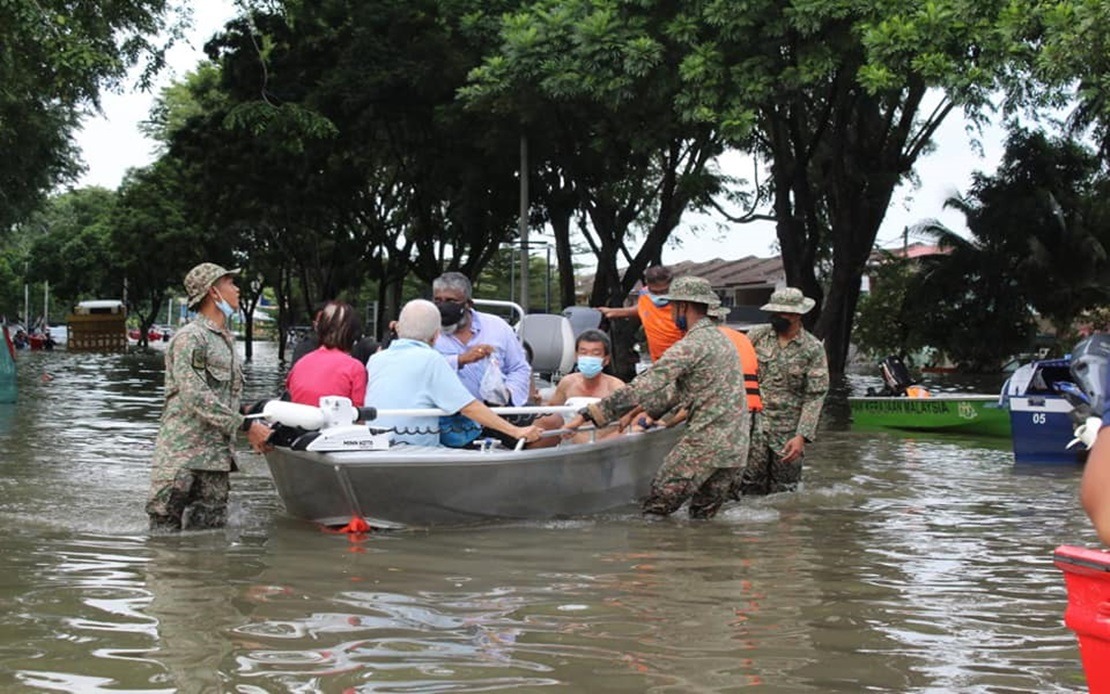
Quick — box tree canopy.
[0,0,178,230]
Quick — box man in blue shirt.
[366,300,543,448]
[432,272,532,407]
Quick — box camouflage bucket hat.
[708,304,730,320]
[760,287,816,315]
[658,276,720,307]
[185,262,240,308]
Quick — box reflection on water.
[0,344,1094,692]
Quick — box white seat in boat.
[518,313,575,376]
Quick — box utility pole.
[519,134,529,314]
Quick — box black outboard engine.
[1069,334,1110,419]
[871,355,915,397]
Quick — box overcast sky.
[73,3,1007,265]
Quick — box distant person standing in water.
[146,263,272,532]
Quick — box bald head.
[397,299,441,343]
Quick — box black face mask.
[770,315,792,334]
[438,300,466,328]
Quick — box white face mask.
[213,288,235,319]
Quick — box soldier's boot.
[769,460,803,494]
[689,468,733,519]
[181,502,228,530]
[642,477,695,517]
[148,514,182,533]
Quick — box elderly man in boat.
[564,276,750,519]
[365,299,543,447]
[431,271,543,446]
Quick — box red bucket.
[1054,545,1110,692]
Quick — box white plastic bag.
[479,354,512,406]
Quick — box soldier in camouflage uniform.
[734,287,829,497]
[564,276,749,519]
[146,263,273,532]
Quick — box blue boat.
[0,325,15,404]
[1002,356,1087,464]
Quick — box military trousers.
[642,463,736,520]
[147,468,231,531]
[732,431,803,498]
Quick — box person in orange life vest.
[634,304,764,434]
[708,305,763,415]
[595,265,684,362]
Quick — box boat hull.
[848,395,1011,437]
[1054,545,1110,690]
[263,426,683,527]
[1008,395,1085,464]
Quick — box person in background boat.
[366,299,543,448]
[285,301,367,407]
[433,271,550,447]
[595,265,684,363]
[708,305,763,417]
[289,302,326,365]
[350,335,380,365]
[733,287,829,499]
[146,263,273,532]
[564,276,749,519]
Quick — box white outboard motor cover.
[303,424,393,452]
[318,395,359,428]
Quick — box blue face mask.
[214,290,235,319]
[674,314,688,331]
[648,293,669,308]
[577,355,605,378]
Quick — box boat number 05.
[1031,413,1047,425]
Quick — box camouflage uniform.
[583,315,749,519]
[736,324,829,495]
[147,265,247,531]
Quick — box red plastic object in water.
[1054,545,1110,692]
[336,517,371,534]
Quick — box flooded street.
[0,344,1093,692]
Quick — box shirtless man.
[549,330,625,441]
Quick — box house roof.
[578,255,784,296]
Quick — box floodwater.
[0,344,1094,692]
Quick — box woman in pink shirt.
[286,301,368,407]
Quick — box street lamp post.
[519,134,529,314]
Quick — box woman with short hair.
[285,301,367,407]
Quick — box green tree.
[111,159,215,346]
[464,0,729,314]
[906,223,1037,371]
[22,187,119,318]
[907,129,1108,367]
[670,0,1050,374]
[0,0,178,229]
[853,254,920,361]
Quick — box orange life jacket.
[636,292,684,362]
[905,385,931,398]
[718,326,763,413]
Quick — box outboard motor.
[1066,334,1110,449]
[1070,334,1110,418]
[878,355,915,396]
